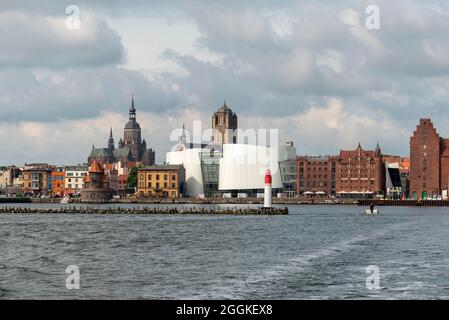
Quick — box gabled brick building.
[409,118,449,199]
[335,143,384,196]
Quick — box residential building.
[137,165,186,198]
[0,166,21,187]
[64,165,88,194]
[22,164,53,195]
[51,167,65,196]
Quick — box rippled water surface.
[1,204,448,299]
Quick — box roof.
[89,148,113,158]
[118,174,129,182]
[125,120,141,129]
[217,101,233,113]
[139,164,184,171]
[89,160,104,174]
[113,148,131,158]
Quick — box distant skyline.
[2,0,449,165]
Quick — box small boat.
[60,195,70,204]
[365,209,379,215]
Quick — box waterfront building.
[137,165,185,198]
[383,156,410,198]
[0,166,21,188]
[166,143,290,198]
[218,144,285,197]
[64,164,88,195]
[296,155,338,196]
[22,163,53,195]
[335,143,384,197]
[277,141,297,197]
[211,101,238,145]
[81,160,114,202]
[51,167,65,196]
[409,118,449,200]
[88,97,155,166]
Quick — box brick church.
[88,97,155,166]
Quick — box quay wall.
[358,199,449,206]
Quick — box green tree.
[127,166,139,189]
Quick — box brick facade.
[409,118,449,199]
[335,144,384,195]
[296,155,337,195]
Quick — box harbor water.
[0,204,448,299]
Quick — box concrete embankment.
[358,199,449,207]
[0,197,31,203]
[0,206,288,215]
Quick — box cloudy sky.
[1,0,449,165]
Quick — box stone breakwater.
[0,206,288,215]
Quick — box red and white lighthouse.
[264,169,272,208]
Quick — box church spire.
[375,141,381,155]
[108,127,115,150]
[181,123,186,143]
[129,94,136,121]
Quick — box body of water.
[0,204,448,299]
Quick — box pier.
[0,206,288,215]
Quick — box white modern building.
[165,142,296,197]
[218,144,283,191]
[64,165,88,194]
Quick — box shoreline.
[0,206,288,215]
[3,197,449,206]
[1,197,358,205]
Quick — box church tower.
[211,101,238,144]
[108,128,115,150]
[123,96,142,161]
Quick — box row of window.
[299,167,336,173]
[139,182,177,189]
[298,174,335,180]
[140,174,176,181]
[298,161,336,166]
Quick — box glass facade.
[200,151,222,197]
[279,159,297,196]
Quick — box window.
[156,175,160,180]
[172,175,176,181]
[172,182,176,188]
[164,175,168,181]
[148,182,152,188]
[164,182,168,188]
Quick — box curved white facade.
[218,144,283,190]
[166,148,205,197]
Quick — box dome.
[125,120,141,129]
[218,101,232,113]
